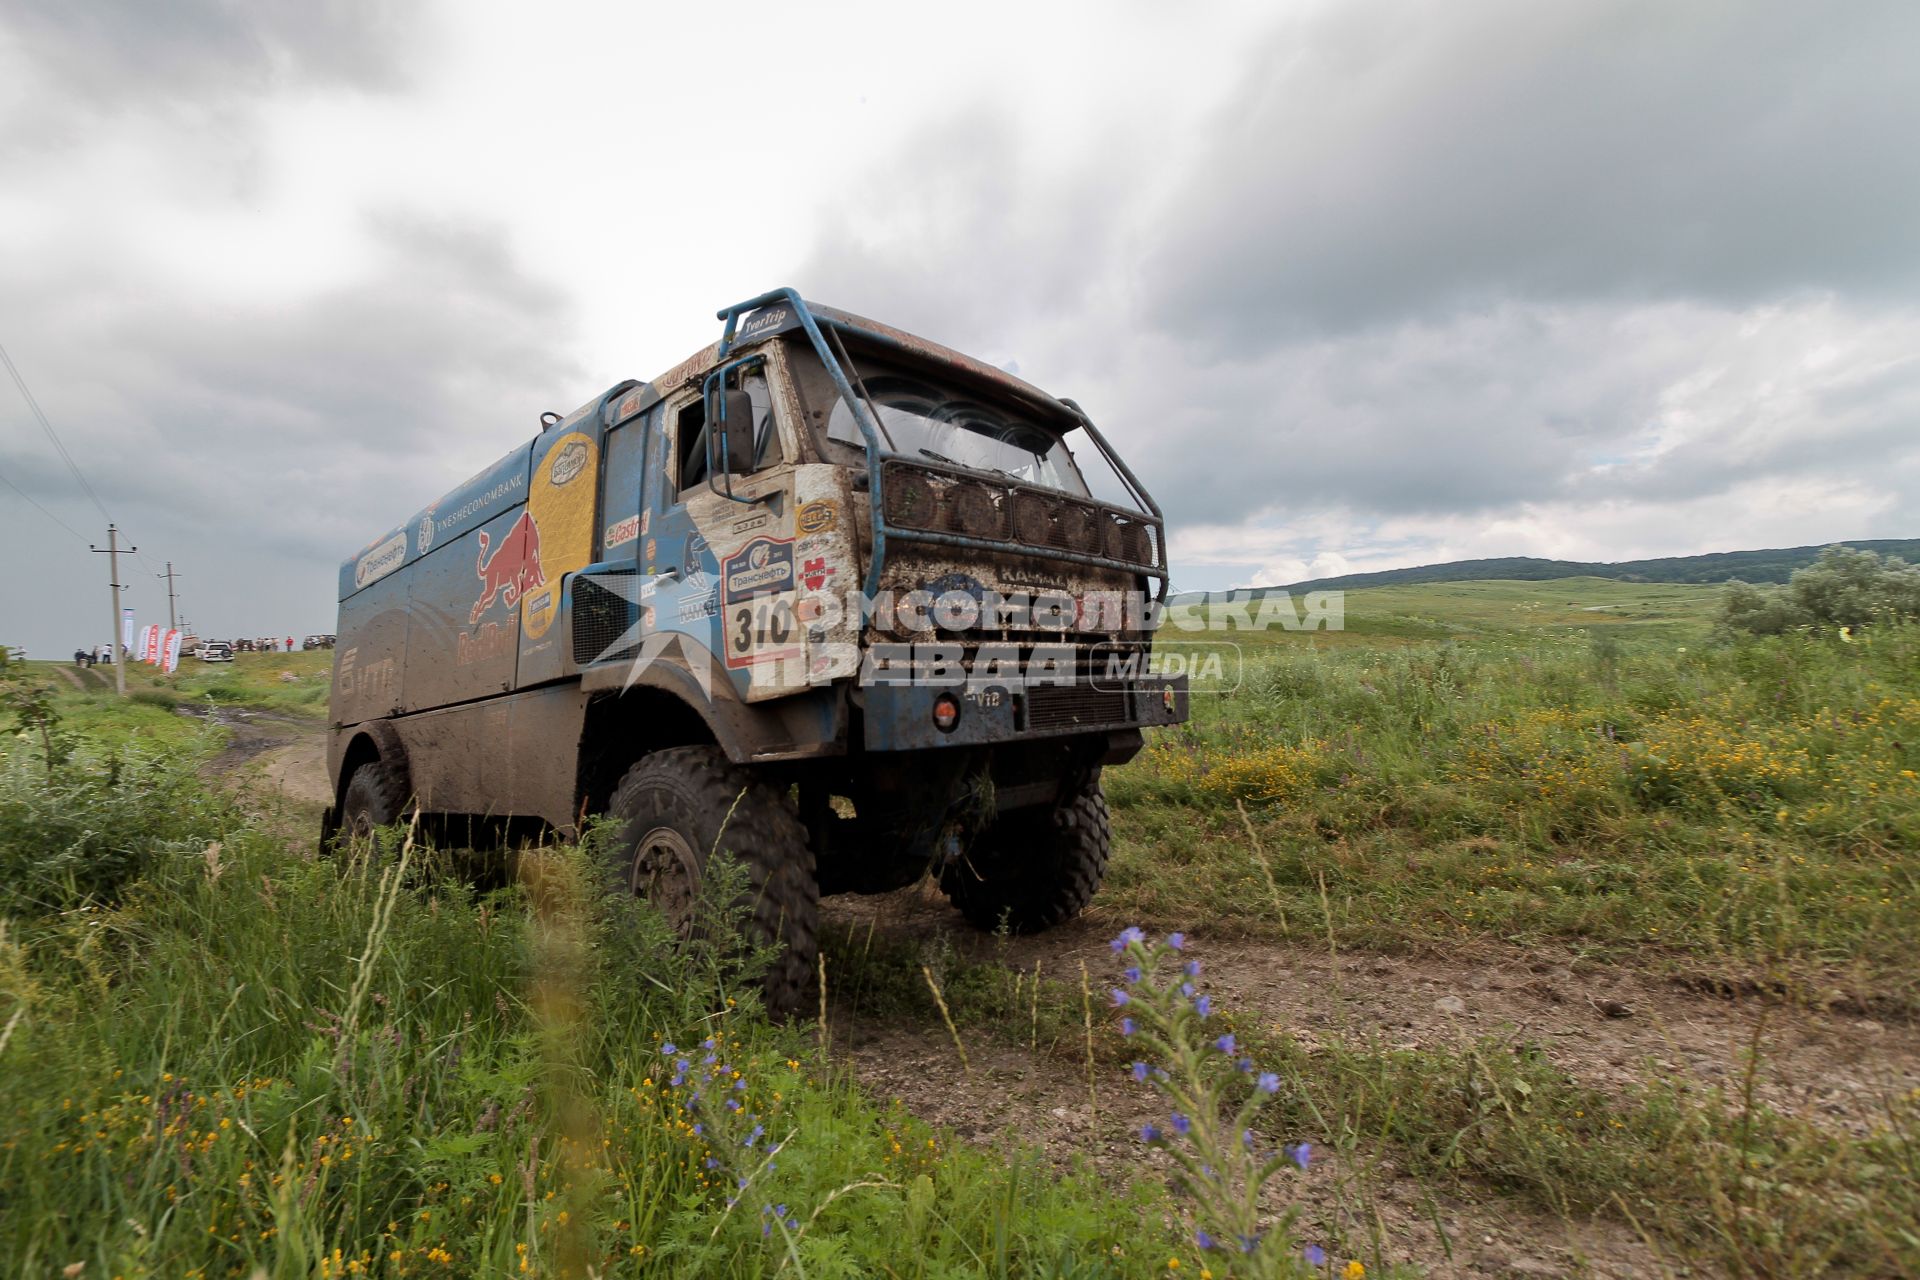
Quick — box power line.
[0,463,87,542]
[0,339,112,523]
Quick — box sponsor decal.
[417,512,435,554]
[736,306,790,341]
[618,390,644,420]
[722,537,795,603]
[471,511,545,623]
[644,538,657,562]
[355,531,408,589]
[802,556,836,591]
[549,437,590,486]
[640,509,651,535]
[457,621,515,667]
[731,511,771,536]
[605,514,641,549]
[797,500,837,535]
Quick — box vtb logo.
[471,511,546,623]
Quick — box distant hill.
[1173,539,1920,601]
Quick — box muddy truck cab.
[325,288,1188,1011]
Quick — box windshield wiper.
[919,447,1014,480]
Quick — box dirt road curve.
[193,706,332,809]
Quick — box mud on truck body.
[325,288,1188,1012]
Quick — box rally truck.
[325,288,1187,1011]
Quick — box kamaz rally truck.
[325,289,1188,1011]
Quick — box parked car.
[301,634,336,650]
[200,641,234,663]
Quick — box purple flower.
[1237,1058,1254,1073]
[660,1042,677,1055]
[1170,1112,1191,1135]
[1110,926,1145,953]
[1130,1061,1150,1083]
[1179,982,1195,998]
[702,1037,716,1050]
[1123,966,1142,984]
[1139,1123,1161,1142]
[1238,1233,1262,1254]
[1257,1072,1280,1094]
[745,1124,765,1147]
[1304,1244,1327,1266]
[1167,932,1186,950]
[1290,1142,1312,1170]
[1110,988,1131,1007]
[1195,995,1212,1017]
[726,1099,742,1112]
[1184,959,1201,977]
[1120,1017,1137,1036]
[734,1078,747,1091]
[775,1204,788,1217]
[1242,1128,1256,1150]
[786,1217,799,1230]
[1195,1229,1216,1250]
[1216,1033,1237,1054]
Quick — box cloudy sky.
[3,0,1916,656]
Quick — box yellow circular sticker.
[523,431,599,640]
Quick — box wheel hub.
[630,825,699,930]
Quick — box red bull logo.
[471,511,546,623]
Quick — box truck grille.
[572,570,640,665]
[1025,683,1131,732]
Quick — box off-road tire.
[941,774,1110,934]
[337,757,410,843]
[606,746,818,1017]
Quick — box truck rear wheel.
[941,774,1110,934]
[338,758,410,842]
[606,746,818,1017]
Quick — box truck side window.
[676,368,781,495]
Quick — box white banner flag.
[121,607,135,653]
[140,624,161,663]
[162,629,182,675]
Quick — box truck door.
[643,359,804,701]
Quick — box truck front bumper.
[859,674,1189,752]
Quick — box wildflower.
[1170,1112,1191,1136]
[1194,995,1212,1017]
[1184,959,1201,977]
[1167,932,1186,950]
[1121,1017,1137,1036]
[1131,1062,1150,1083]
[1237,1058,1254,1073]
[786,1217,799,1230]
[660,1042,677,1055]
[1195,1229,1216,1250]
[1111,988,1131,1007]
[1257,1072,1280,1094]
[1215,1033,1236,1055]
[1304,1244,1327,1265]
[1242,1128,1256,1150]
[1180,982,1195,998]
[1140,1123,1162,1142]
[1290,1142,1312,1170]
[1343,1262,1366,1279]
[1124,966,1143,984]
[1111,926,1145,953]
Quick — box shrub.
[1721,546,1920,634]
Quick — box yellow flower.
[1343,1263,1366,1280]
[1168,1261,1180,1272]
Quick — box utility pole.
[159,561,181,630]
[89,523,134,696]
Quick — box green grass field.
[4,580,1917,1277]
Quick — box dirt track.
[250,726,1917,1277]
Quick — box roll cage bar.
[714,287,1169,602]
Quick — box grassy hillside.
[1173,537,1920,598]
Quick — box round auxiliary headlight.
[932,692,961,732]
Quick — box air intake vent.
[572,570,640,665]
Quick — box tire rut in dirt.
[941,775,1110,934]
[607,746,818,1017]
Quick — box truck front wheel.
[940,774,1110,934]
[606,746,818,1017]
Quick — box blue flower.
[1238,1233,1262,1254]
[745,1124,765,1147]
[1167,932,1186,950]
[1242,1128,1256,1150]
[775,1204,788,1217]
[726,1098,742,1112]
[1290,1141,1312,1170]
[1130,1061,1150,1083]
[702,1037,716,1050]
[1184,959,1201,977]
[1110,988,1131,1007]
[1139,1123,1161,1142]
[1237,1058,1254,1073]
[1120,1017,1137,1036]
[787,1217,799,1230]
[692,1123,703,1135]
[1123,966,1142,984]
[1110,926,1145,953]
[1257,1072,1280,1094]
[1304,1244,1327,1265]
[1195,995,1212,1017]
[1216,1033,1237,1054]
[1179,982,1195,998]
[704,1156,719,1169]
[660,1042,677,1055]
[1170,1111,1191,1135]
[1195,1229,1216,1250]
[734,1078,747,1091]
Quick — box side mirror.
[714,388,755,474]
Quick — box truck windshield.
[826,374,1092,498]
